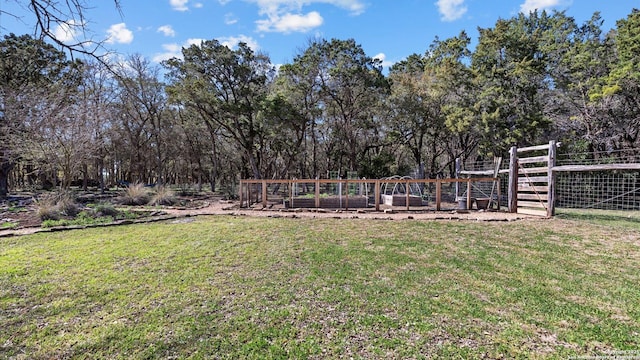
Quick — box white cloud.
[248,0,365,33]
[217,35,260,51]
[520,0,567,13]
[152,43,182,63]
[186,38,206,46]
[157,25,176,37]
[250,0,365,15]
[256,11,323,33]
[170,0,190,11]
[106,23,133,44]
[373,53,394,69]
[53,20,81,43]
[225,13,239,25]
[435,0,467,22]
[193,2,204,8]
[219,0,232,4]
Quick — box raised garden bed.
[381,194,425,207]
[286,196,368,209]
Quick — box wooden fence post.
[315,179,320,208]
[374,180,380,211]
[261,180,267,207]
[406,178,410,211]
[455,157,461,200]
[436,179,442,211]
[547,140,557,217]
[345,179,349,210]
[508,146,518,213]
[466,179,472,210]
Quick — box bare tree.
[1,0,121,58]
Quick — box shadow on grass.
[556,208,640,227]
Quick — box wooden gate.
[508,141,557,217]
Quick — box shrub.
[119,183,150,206]
[36,192,80,220]
[57,194,80,217]
[95,203,119,217]
[150,186,175,206]
[37,203,61,221]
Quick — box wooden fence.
[239,177,499,212]
[508,141,557,217]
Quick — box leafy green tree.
[388,32,477,179]
[472,11,552,155]
[164,40,274,179]
[271,45,324,178]
[300,38,389,174]
[598,9,640,149]
[541,12,616,153]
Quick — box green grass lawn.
[1,215,639,359]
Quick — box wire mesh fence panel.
[556,171,640,210]
[557,149,640,166]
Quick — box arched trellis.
[380,175,424,198]
[379,175,426,207]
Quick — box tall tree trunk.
[0,161,14,198]
[82,163,89,191]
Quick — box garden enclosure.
[239,177,499,212]
[240,141,640,216]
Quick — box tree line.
[1,9,639,197]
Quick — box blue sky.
[1,0,638,70]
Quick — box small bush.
[57,195,80,217]
[37,204,61,221]
[150,186,175,206]
[36,192,80,220]
[119,183,150,206]
[95,203,119,217]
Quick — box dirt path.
[0,199,533,238]
[163,199,531,221]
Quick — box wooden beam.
[467,180,472,210]
[519,155,549,164]
[315,179,320,208]
[261,180,267,207]
[459,170,494,175]
[547,140,557,216]
[552,163,640,172]
[406,179,410,211]
[517,143,550,152]
[518,176,549,184]
[455,157,460,200]
[374,180,380,211]
[436,180,442,211]
[345,180,349,210]
[517,208,549,217]
[518,193,549,201]
[239,180,244,208]
[508,146,518,213]
[518,166,548,175]
[516,142,561,153]
[518,200,547,209]
[518,185,549,193]
[496,179,501,210]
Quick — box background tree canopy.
[1,8,639,196]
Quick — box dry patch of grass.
[0,216,639,359]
